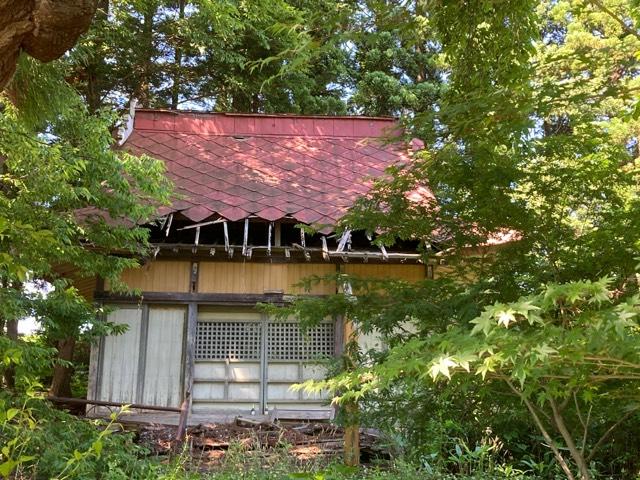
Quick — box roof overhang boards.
[153,216,426,264]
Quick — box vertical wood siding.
[198,263,336,295]
[105,261,191,292]
[73,276,97,301]
[142,306,186,407]
[344,264,426,281]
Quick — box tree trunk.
[505,380,576,480]
[170,0,185,110]
[4,319,18,389]
[550,399,592,480]
[49,337,76,398]
[0,0,98,90]
[136,3,157,108]
[84,0,109,112]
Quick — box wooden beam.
[165,214,173,237]
[274,222,282,247]
[48,396,182,413]
[95,291,287,305]
[149,243,431,264]
[190,261,199,293]
[223,221,229,252]
[321,236,330,261]
[344,401,360,466]
[300,228,310,261]
[336,229,351,253]
[194,226,201,247]
[242,218,249,257]
[177,218,224,231]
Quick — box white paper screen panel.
[99,307,142,403]
[142,307,185,407]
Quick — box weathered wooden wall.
[97,307,142,404]
[104,261,191,292]
[104,260,427,295]
[92,259,431,412]
[198,263,337,295]
[74,276,97,301]
[344,264,426,282]
[93,305,186,409]
[142,306,186,407]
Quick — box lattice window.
[196,321,261,360]
[267,322,334,361]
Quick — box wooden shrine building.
[86,109,435,416]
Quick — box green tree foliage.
[278,1,640,478]
[69,0,353,113]
[68,0,448,117]
[0,57,171,390]
[348,0,443,117]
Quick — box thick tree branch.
[586,407,640,463]
[550,398,591,480]
[586,0,640,41]
[505,379,576,480]
[0,0,98,89]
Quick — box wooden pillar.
[338,264,360,466]
[343,400,360,466]
[177,302,197,441]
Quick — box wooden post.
[175,390,190,442]
[338,265,360,466]
[343,400,360,466]
[184,302,197,416]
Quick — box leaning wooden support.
[175,391,191,442]
[47,396,182,413]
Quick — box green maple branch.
[586,0,640,42]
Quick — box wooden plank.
[48,396,181,413]
[270,408,334,422]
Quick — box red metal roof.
[123,110,414,229]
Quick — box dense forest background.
[2,1,640,479]
[65,0,442,116]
